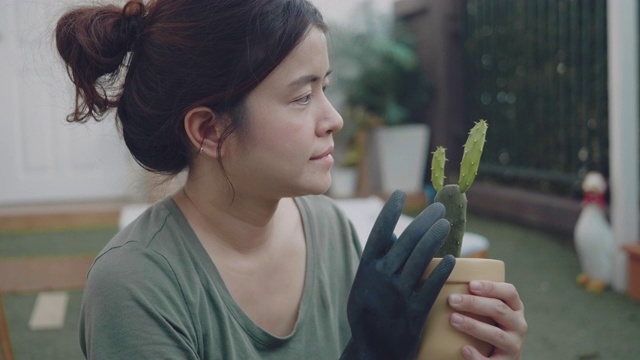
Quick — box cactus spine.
[432,120,488,257]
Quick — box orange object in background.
[623,244,640,301]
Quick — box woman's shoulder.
[89,197,190,280]
[295,194,350,223]
[295,194,362,253]
[80,205,198,359]
[107,196,191,247]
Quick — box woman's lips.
[310,147,334,160]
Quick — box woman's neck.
[174,173,289,254]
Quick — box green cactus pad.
[434,184,467,257]
[458,120,488,193]
[431,146,447,192]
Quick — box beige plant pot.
[417,258,505,359]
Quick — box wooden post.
[395,0,467,181]
[607,0,639,293]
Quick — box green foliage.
[328,7,431,126]
[344,34,430,125]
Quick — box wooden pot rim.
[424,257,505,283]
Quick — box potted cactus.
[431,119,488,258]
[417,120,506,359]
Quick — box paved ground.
[1,214,639,360]
[467,215,640,360]
[0,227,116,360]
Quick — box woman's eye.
[296,94,312,105]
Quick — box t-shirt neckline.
[161,196,317,348]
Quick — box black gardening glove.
[340,191,456,360]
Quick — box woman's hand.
[341,191,456,360]
[447,281,527,360]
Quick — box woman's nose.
[317,96,344,136]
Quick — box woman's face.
[225,27,343,199]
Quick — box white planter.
[366,124,430,194]
[329,166,359,198]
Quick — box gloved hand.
[340,190,456,360]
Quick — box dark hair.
[55,0,328,174]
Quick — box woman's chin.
[300,178,333,197]
[307,183,332,196]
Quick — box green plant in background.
[342,29,431,126]
[431,120,488,257]
[327,18,431,168]
[340,107,383,167]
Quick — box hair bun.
[55,1,147,123]
[121,1,145,51]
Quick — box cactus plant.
[431,120,488,257]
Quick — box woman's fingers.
[414,255,456,309]
[448,293,524,332]
[449,312,521,356]
[468,281,524,312]
[447,281,527,359]
[361,191,405,261]
[379,202,446,275]
[459,344,488,360]
[399,218,450,286]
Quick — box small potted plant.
[417,120,506,359]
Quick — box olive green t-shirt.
[80,195,362,359]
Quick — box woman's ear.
[183,106,228,158]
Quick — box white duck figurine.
[573,171,614,292]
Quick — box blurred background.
[1,0,640,359]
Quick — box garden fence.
[464,0,609,196]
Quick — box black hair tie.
[121,1,145,52]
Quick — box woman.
[55,0,527,359]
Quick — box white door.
[0,0,134,206]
